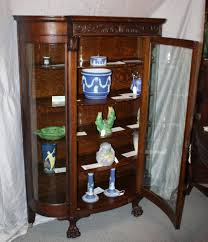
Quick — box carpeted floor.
[14,188,208,242]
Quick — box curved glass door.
[146,43,192,209]
[139,37,199,226]
[26,43,67,204]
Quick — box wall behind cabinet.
[9,0,205,41]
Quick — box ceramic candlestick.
[82,173,99,203]
[104,168,120,197]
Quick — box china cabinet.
[14,16,200,238]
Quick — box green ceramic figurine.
[95,106,116,137]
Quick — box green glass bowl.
[34,126,65,141]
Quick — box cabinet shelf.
[78,151,136,174]
[33,91,140,110]
[78,173,136,214]
[35,63,65,69]
[77,89,141,106]
[77,59,143,69]
[77,119,139,143]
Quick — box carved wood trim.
[73,22,162,36]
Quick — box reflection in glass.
[144,44,192,211]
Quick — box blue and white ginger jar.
[90,56,107,66]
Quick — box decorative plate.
[35,126,65,141]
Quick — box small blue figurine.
[82,173,99,203]
[130,72,142,96]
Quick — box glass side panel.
[144,43,192,211]
[26,43,66,204]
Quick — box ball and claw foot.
[131,205,143,217]
[67,218,81,238]
[67,227,81,238]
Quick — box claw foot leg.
[28,206,36,224]
[131,199,143,217]
[67,217,81,238]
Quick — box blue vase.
[130,75,142,96]
[82,173,99,203]
[41,143,56,174]
[81,68,112,99]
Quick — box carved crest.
[73,22,160,36]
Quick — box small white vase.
[96,142,115,166]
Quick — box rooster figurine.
[95,106,116,137]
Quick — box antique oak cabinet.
[14,16,200,238]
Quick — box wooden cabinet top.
[14,16,166,38]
